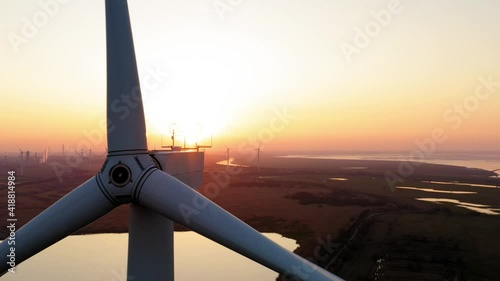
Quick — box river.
[2,232,297,281]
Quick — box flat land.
[0,153,499,281]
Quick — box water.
[282,151,500,174]
[2,232,297,281]
[416,198,500,215]
[394,183,499,215]
[215,157,249,167]
[282,152,500,216]
[395,186,477,194]
[423,181,498,189]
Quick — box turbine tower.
[225,145,231,166]
[0,1,344,281]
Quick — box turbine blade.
[106,0,148,153]
[138,170,344,281]
[0,176,116,275]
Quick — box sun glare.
[139,28,282,145]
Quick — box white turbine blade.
[106,0,148,153]
[138,170,345,281]
[0,177,116,275]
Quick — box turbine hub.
[110,163,132,187]
[97,153,158,205]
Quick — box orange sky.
[1,0,499,154]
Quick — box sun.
[137,28,283,148]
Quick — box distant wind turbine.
[16,146,24,162]
[16,146,25,176]
[225,145,231,166]
[255,142,262,170]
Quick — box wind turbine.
[16,147,24,163]
[79,148,86,159]
[255,141,262,171]
[225,145,231,166]
[16,147,25,176]
[0,1,344,281]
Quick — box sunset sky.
[1,0,499,154]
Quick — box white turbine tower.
[0,1,344,281]
[225,145,231,166]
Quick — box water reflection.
[215,158,249,167]
[330,178,348,181]
[280,153,500,172]
[423,181,498,189]
[341,167,367,170]
[2,232,297,281]
[416,198,500,215]
[396,186,476,194]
